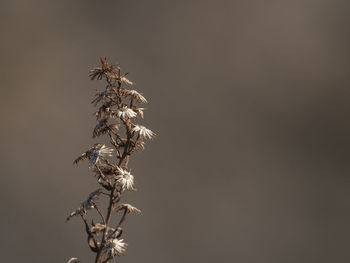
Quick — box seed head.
[106,238,128,256]
[116,168,135,190]
[132,125,155,140]
[117,203,142,214]
[116,106,137,120]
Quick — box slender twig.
[94,205,106,226]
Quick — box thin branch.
[94,204,106,226]
[81,215,99,252]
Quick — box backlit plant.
[67,58,155,263]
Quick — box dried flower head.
[120,76,133,85]
[132,107,145,118]
[117,203,142,214]
[116,168,135,190]
[91,144,113,164]
[132,125,155,140]
[129,90,147,103]
[116,106,137,120]
[74,144,113,165]
[106,238,128,256]
[135,141,145,151]
[120,88,147,103]
[89,58,117,80]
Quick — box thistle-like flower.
[132,107,145,118]
[91,144,114,164]
[120,76,133,85]
[129,90,147,103]
[132,125,155,139]
[106,238,128,256]
[135,141,145,151]
[120,88,147,103]
[117,203,142,214]
[89,58,117,80]
[74,144,113,165]
[116,168,135,190]
[116,106,137,120]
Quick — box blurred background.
[1,0,350,262]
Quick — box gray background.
[1,0,350,262]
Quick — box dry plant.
[66,58,155,263]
